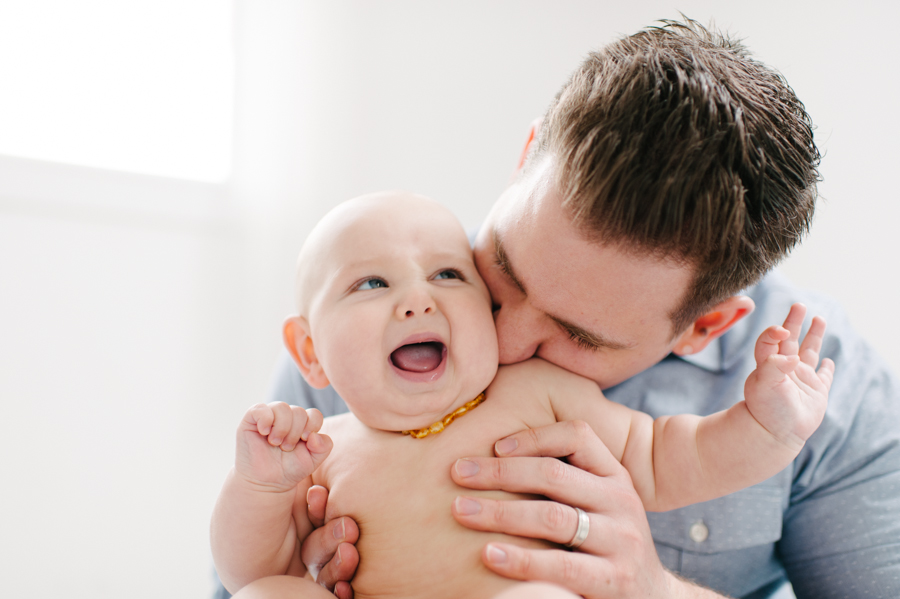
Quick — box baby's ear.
[283,316,330,389]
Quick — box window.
[0,0,233,183]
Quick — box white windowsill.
[0,154,235,230]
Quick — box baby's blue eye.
[434,269,463,280]
[358,278,388,290]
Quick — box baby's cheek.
[460,305,500,389]
[319,329,381,397]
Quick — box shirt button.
[689,521,709,543]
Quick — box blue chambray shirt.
[215,271,900,599]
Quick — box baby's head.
[283,191,499,432]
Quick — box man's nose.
[395,284,437,319]
[493,297,546,364]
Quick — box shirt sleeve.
[777,305,900,598]
[267,351,350,417]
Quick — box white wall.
[239,0,900,375]
[1,1,897,597]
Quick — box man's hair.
[530,18,820,334]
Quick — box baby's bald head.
[295,191,470,320]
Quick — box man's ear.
[673,296,756,356]
[283,316,330,389]
[510,117,544,182]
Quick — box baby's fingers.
[779,303,808,356]
[798,316,827,368]
[267,402,295,446]
[758,354,801,387]
[816,358,836,391]
[306,432,333,467]
[302,408,324,442]
[754,325,790,366]
[281,406,311,452]
[245,403,275,435]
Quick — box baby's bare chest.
[316,399,555,599]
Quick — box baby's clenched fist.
[235,402,331,491]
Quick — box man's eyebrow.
[493,231,527,295]
[550,316,637,351]
[493,229,636,352]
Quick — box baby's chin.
[332,351,498,432]
[344,383,487,433]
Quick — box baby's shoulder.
[321,411,359,435]
[493,357,584,388]
[491,358,604,408]
[320,412,383,447]
[487,358,580,405]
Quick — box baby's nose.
[396,286,436,318]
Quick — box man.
[217,18,900,599]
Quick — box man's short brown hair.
[530,18,820,334]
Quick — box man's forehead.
[490,166,693,344]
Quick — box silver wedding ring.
[565,507,590,549]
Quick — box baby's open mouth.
[390,342,446,373]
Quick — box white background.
[1,1,897,597]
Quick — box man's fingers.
[492,420,626,479]
[307,485,328,528]
[453,497,579,545]
[300,516,359,579]
[453,495,618,555]
[315,543,359,594]
[451,454,604,504]
[334,581,354,599]
[482,543,615,597]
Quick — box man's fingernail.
[455,496,482,515]
[455,458,480,478]
[270,437,282,445]
[495,438,518,455]
[485,544,508,564]
[333,518,346,540]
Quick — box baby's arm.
[549,303,834,512]
[211,403,332,593]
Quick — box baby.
[211,191,834,599]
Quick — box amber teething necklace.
[402,392,486,439]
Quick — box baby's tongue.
[390,342,443,372]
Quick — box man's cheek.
[480,271,512,308]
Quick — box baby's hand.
[744,303,835,451]
[234,402,332,492]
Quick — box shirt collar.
[677,336,723,372]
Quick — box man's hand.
[450,421,725,598]
[744,303,835,450]
[300,485,360,599]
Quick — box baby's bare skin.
[314,362,563,599]
[212,192,834,599]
